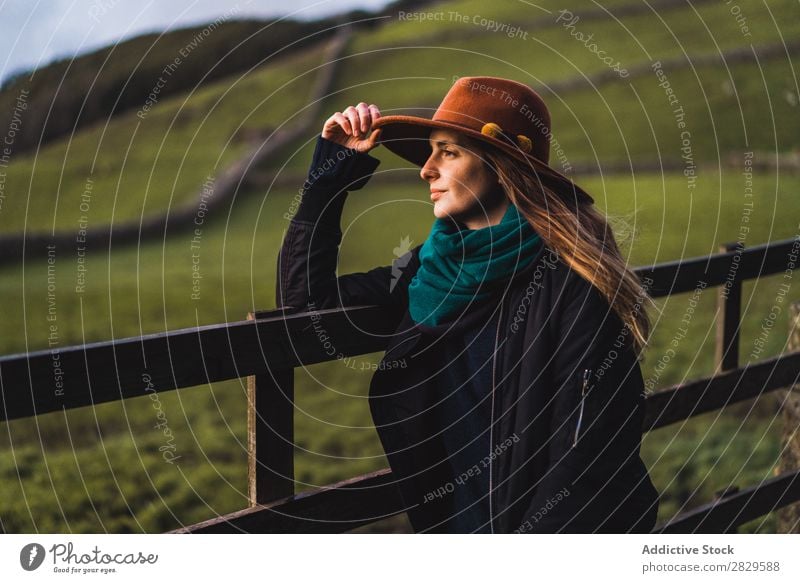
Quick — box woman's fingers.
[355,102,372,134]
[322,103,382,151]
[361,103,381,134]
[330,111,351,135]
[369,104,381,123]
[343,106,361,137]
[347,103,380,136]
[330,104,381,135]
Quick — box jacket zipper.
[572,368,593,448]
[488,296,504,534]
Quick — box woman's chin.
[432,203,453,221]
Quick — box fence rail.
[2,236,799,533]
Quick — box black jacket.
[276,136,660,533]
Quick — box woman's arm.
[275,134,418,315]
[516,270,655,533]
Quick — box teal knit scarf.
[408,202,543,326]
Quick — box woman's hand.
[322,103,383,154]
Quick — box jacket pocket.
[571,368,594,449]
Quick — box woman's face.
[420,128,507,230]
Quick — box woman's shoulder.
[517,243,573,289]
[525,244,612,314]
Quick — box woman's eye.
[441,150,455,158]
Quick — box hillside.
[2,0,797,238]
[0,0,798,534]
[0,43,324,234]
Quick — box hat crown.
[432,76,551,164]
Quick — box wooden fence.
[1,237,799,533]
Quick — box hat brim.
[371,115,594,205]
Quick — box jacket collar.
[382,243,551,362]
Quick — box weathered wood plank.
[171,468,405,533]
[635,238,797,298]
[174,465,800,534]
[247,313,296,505]
[643,352,800,431]
[652,470,800,533]
[0,305,398,421]
[714,242,743,372]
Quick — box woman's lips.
[430,190,445,201]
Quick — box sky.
[0,0,393,86]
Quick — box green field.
[1,0,798,533]
[0,45,323,234]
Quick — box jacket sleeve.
[516,270,654,533]
[276,135,418,315]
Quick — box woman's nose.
[420,156,438,182]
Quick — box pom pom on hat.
[480,122,503,139]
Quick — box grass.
[1,0,799,532]
[355,0,797,60]
[642,404,784,534]
[0,44,324,235]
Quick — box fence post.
[247,311,295,506]
[776,301,800,533]
[715,241,743,373]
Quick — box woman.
[276,76,660,533]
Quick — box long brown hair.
[477,142,654,359]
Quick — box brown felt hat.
[372,76,594,205]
